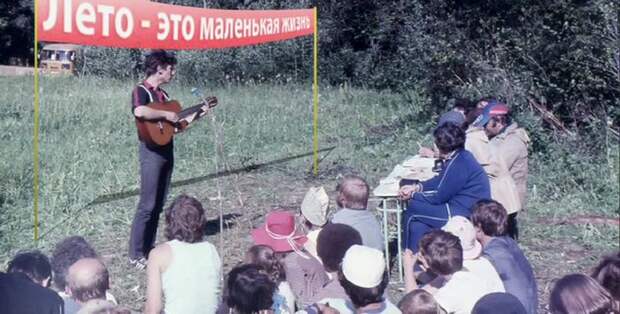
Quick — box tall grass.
[0,76,34,252]
[0,75,412,256]
[1,75,617,253]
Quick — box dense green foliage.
[0,1,615,129]
[66,0,620,133]
[0,0,33,65]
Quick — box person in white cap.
[441,216,504,293]
[311,245,400,314]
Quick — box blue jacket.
[413,149,490,215]
[483,236,538,314]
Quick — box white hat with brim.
[442,216,482,260]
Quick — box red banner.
[38,0,315,49]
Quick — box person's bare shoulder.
[148,243,173,271]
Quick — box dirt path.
[0,65,35,76]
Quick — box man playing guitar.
[128,50,213,269]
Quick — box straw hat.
[300,187,329,227]
[442,216,482,260]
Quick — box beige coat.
[466,127,522,214]
[490,123,530,208]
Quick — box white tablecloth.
[372,155,437,197]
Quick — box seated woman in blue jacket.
[398,122,490,252]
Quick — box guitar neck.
[178,103,206,119]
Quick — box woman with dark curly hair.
[398,123,490,253]
[245,245,296,314]
[225,264,277,314]
[145,194,221,314]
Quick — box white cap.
[300,187,329,227]
[442,216,482,260]
[341,245,386,288]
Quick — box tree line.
[3,0,619,135]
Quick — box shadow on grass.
[39,147,335,241]
[204,213,242,236]
[87,146,336,207]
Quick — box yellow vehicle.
[39,44,80,74]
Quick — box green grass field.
[0,75,618,312]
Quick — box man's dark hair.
[476,96,498,106]
[225,264,276,314]
[51,235,97,290]
[433,122,466,155]
[453,98,474,113]
[317,223,363,272]
[419,230,463,276]
[339,270,388,309]
[336,175,370,210]
[8,250,52,284]
[165,194,205,243]
[591,253,620,300]
[471,199,508,237]
[464,107,484,128]
[67,258,109,303]
[144,49,177,77]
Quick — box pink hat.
[442,216,482,260]
[488,104,509,117]
[252,211,307,253]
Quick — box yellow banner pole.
[34,0,40,242]
[312,7,319,176]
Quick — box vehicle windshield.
[41,49,75,61]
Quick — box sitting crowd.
[1,98,618,314]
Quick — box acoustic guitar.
[136,96,218,146]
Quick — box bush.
[68,0,618,140]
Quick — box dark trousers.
[507,212,519,241]
[402,199,454,253]
[129,142,174,259]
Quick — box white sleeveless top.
[161,240,222,314]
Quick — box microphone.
[191,87,207,102]
[191,87,205,104]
